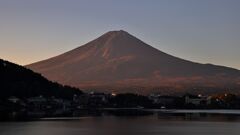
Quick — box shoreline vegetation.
[2,108,240,122]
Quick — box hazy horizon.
[0,0,240,69]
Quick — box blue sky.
[0,0,239,69]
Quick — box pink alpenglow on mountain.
[27,30,240,94]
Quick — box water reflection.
[1,114,240,135]
[157,112,240,122]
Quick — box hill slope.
[27,30,240,94]
[0,59,82,99]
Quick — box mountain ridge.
[27,30,240,94]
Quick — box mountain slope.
[27,30,240,94]
[0,59,82,99]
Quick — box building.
[184,94,211,105]
[148,94,176,108]
[27,96,48,109]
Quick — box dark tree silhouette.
[0,59,83,99]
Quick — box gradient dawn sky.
[0,0,239,69]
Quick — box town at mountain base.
[26,30,240,94]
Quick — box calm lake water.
[1,111,240,135]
